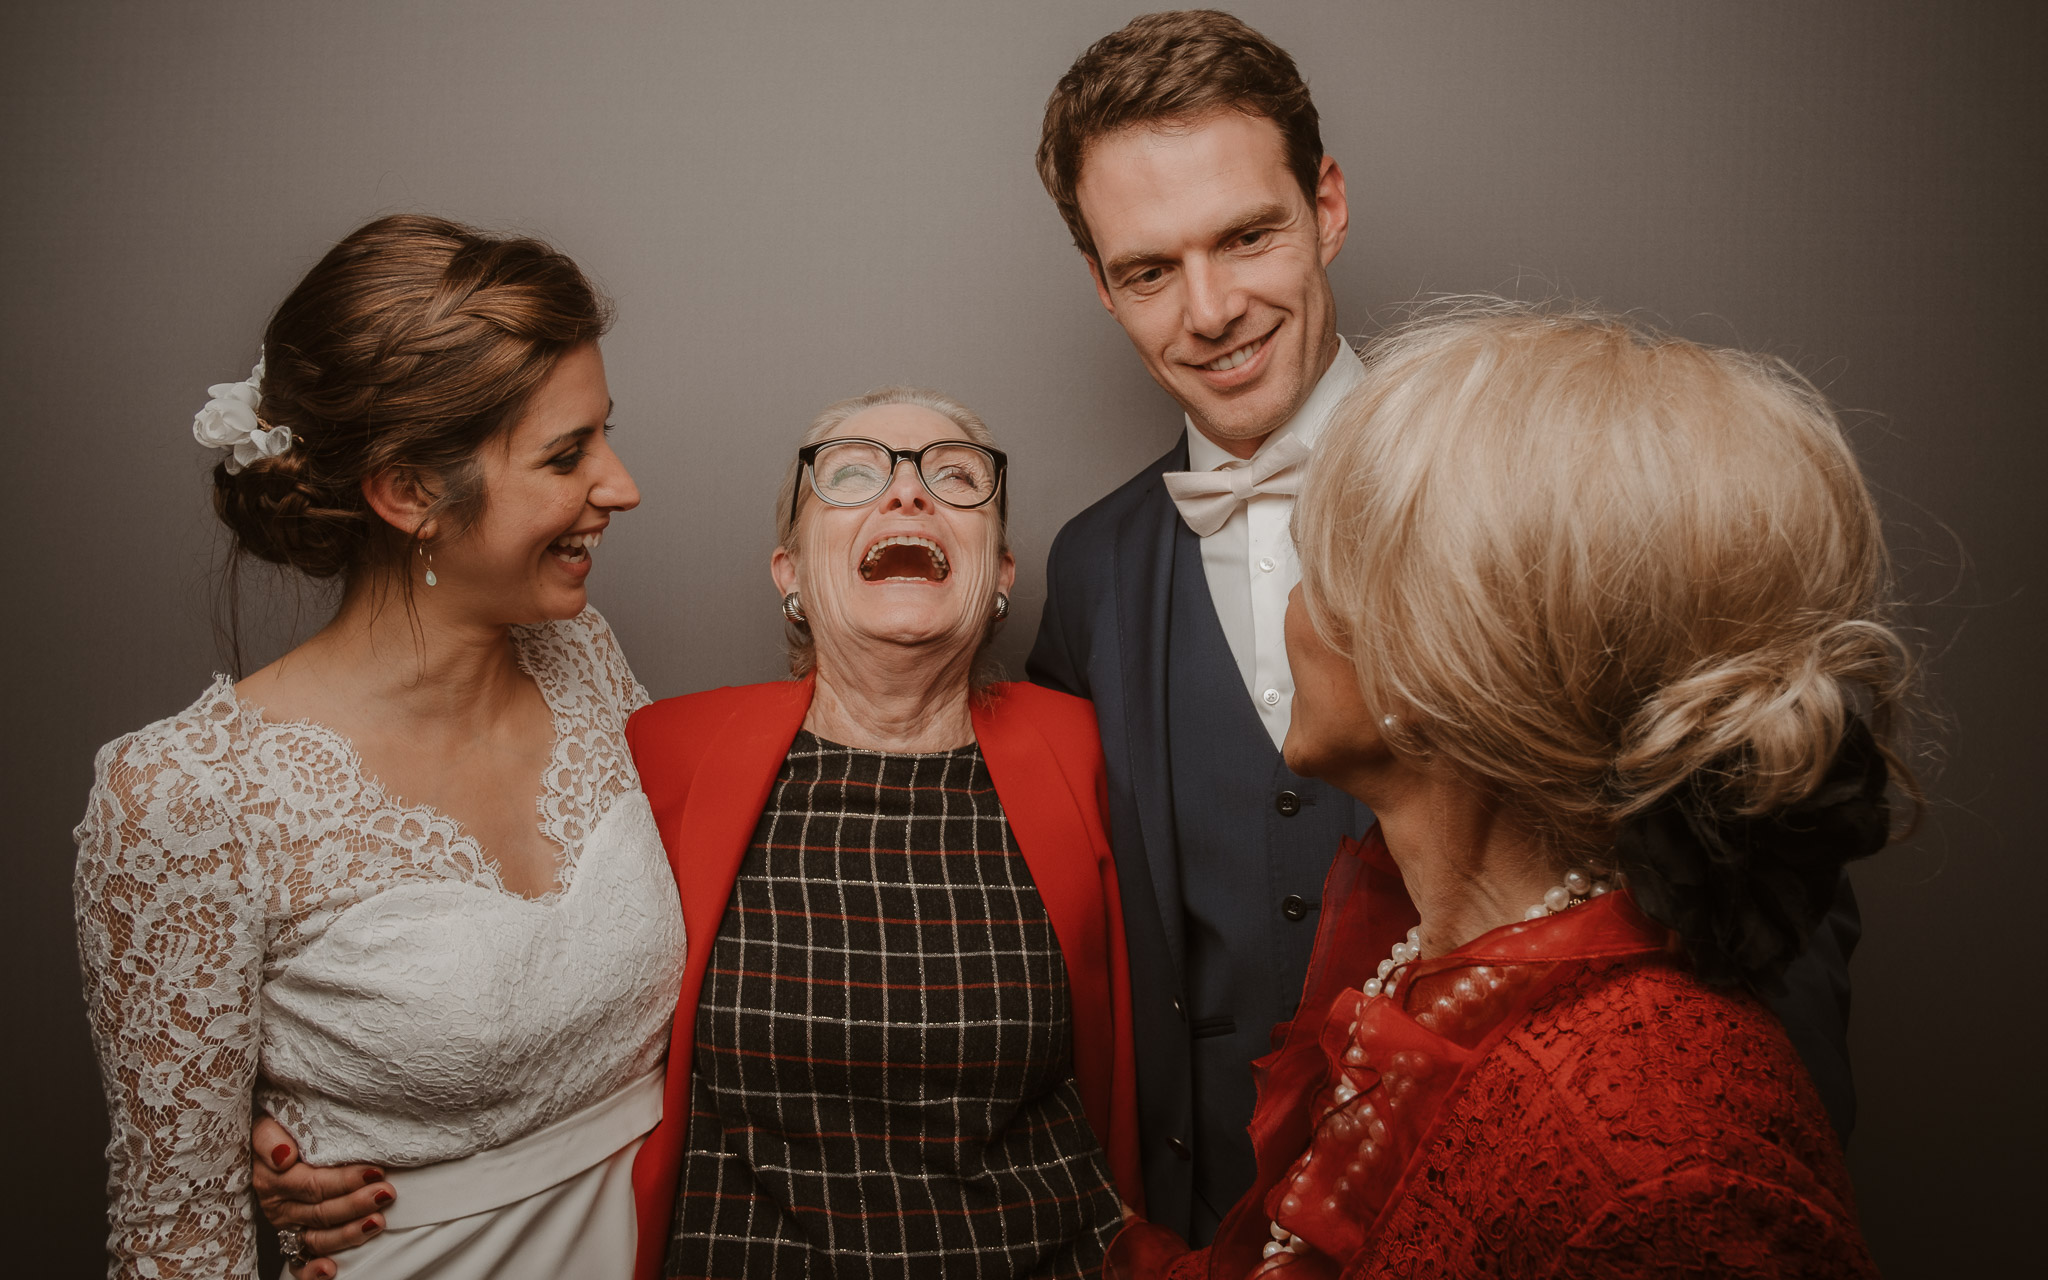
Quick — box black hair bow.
[1615,719,1890,992]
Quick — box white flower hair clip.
[193,352,293,474]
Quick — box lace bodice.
[74,608,687,1278]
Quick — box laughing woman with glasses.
[623,386,1143,1279]
[247,388,1142,1278]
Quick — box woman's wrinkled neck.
[1360,768,1559,962]
[805,632,978,754]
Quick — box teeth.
[861,535,949,576]
[1203,335,1266,372]
[550,530,602,557]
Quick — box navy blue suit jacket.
[1027,439,1864,1234]
[1027,441,1206,1230]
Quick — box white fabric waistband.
[382,1068,664,1228]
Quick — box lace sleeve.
[575,606,652,714]
[74,723,265,1278]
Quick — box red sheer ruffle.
[1107,829,1869,1280]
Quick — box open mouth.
[548,530,601,563]
[860,535,949,582]
[1201,333,1269,372]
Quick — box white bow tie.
[1162,432,1313,537]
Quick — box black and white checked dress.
[666,732,1123,1279]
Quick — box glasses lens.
[810,440,893,505]
[918,444,998,506]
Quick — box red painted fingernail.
[272,1144,293,1165]
[373,1189,394,1207]
[364,1217,383,1236]
[363,1168,386,1184]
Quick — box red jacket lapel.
[626,677,812,1280]
[975,684,1146,1216]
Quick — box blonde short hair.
[1294,302,1915,859]
[775,386,1010,685]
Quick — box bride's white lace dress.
[75,608,686,1279]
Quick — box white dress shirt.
[1183,342,1366,750]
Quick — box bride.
[73,214,683,1279]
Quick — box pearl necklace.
[1256,867,1614,1270]
[1363,867,1611,999]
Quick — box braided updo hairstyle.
[212,213,611,577]
[1293,302,1919,991]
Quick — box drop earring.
[420,543,438,587]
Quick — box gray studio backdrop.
[5,2,2042,1274]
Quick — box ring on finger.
[278,1225,308,1266]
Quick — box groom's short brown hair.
[1036,9,1325,261]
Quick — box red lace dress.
[1109,831,1876,1280]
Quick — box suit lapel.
[1111,443,1189,978]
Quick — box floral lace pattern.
[75,609,685,1278]
[1354,960,1873,1278]
[1109,833,1873,1280]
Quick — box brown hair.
[213,213,611,579]
[1036,9,1324,260]
[1293,301,1919,858]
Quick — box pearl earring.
[781,592,807,625]
[1380,714,1398,736]
[420,544,438,588]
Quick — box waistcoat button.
[1275,790,1301,816]
[1170,1136,1192,1160]
[1282,894,1309,921]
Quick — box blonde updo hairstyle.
[212,213,611,580]
[774,386,1011,687]
[1294,302,1917,866]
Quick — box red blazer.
[624,677,1146,1280]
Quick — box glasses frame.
[789,436,1009,530]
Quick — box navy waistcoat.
[1164,520,1371,1237]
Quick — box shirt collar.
[1184,339,1367,472]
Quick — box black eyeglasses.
[790,437,1008,529]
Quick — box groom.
[1024,11,1373,1243]
[1025,9,1863,1243]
